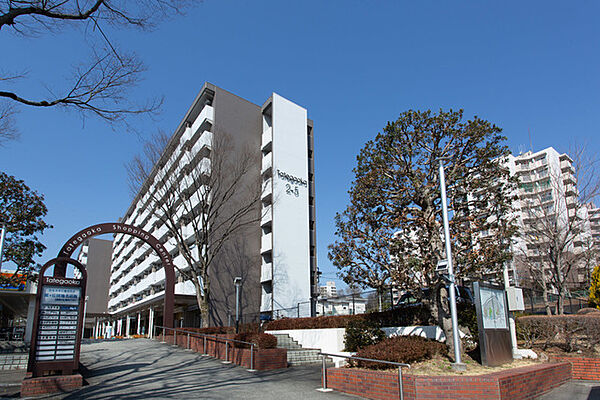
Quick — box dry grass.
[406,355,540,376]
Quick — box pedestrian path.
[37,339,354,399]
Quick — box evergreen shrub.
[353,336,447,369]
[344,318,385,352]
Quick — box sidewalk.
[17,339,354,399]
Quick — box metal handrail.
[154,325,257,371]
[318,352,410,400]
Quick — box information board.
[27,258,87,377]
[35,286,81,362]
[479,286,508,330]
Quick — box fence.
[154,325,258,370]
[232,285,590,324]
[521,287,588,315]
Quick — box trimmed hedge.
[264,305,433,331]
[233,332,277,349]
[517,314,600,352]
[353,335,447,369]
[577,307,600,315]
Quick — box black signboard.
[473,281,513,367]
[27,258,87,377]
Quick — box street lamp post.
[234,277,242,333]
[438,160,466,371]
[0,222,6,269]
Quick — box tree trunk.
[192,279,210,328]
[540,269,553,316]
[428,286,458,361]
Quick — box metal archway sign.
[55,222,175,329]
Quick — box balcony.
[191,105,214,136]
[260,263,273,283]
[190,131,213,155]
[261,127,273,152]
[261,204,272,227]
[261,153,272,176]
[262,178,272,202]
[261,233,272,254]
[260,289,273,312]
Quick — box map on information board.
[480,287,507,330]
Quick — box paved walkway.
[8,339,355,399]
[539,380,600,400]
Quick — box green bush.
[344,318,385,352]
[233,332,277,349]
[353,335,447,369]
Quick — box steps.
[272,334,331,366]
[0,353,28,370]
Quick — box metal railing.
[318,352,410,400]
[154,325,257,371]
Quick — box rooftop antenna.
[528,127,532,151]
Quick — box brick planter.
[551,356,600,380]
[156,333,287,370]
[324,362,571,400]
[21,374,83,397]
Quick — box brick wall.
[325,362,572,400]
[551,356,600,380]
[21,374,83,397]
[156,333,287,370]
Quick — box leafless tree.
[0,0,194,145]
[517,144,600,314]
[126,129,264,327]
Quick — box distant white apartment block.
[319,281,337,298]
[504,147,594,289]
[108,83,318,332]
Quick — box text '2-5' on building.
[107,83,318,334]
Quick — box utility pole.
[439,160,466,371]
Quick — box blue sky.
[1,1,599,289]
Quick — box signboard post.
[27,257,87,377]
[473,281,513,367]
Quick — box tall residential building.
[505,147,590,290]
[75,238,112,338]
[319,281,337,298]
[108,83,318,332]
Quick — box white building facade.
[504,147,593,289]
[108,84,318,331]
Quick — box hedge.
[233,332,277,349]
[353,335,447,369]
[264,305,433,331]
[517,314,600,352]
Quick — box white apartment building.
[319,281,337,298]
[505,147,591,289]
[108,84,318,332]
[316,296,367,316]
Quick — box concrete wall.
[208,86,262,326]
[271,94,311,316]
[84,238,112,314]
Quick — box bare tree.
[126,129,263,327]
[0,0,194,145]
[517,145,600,314]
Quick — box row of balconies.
[113,106,214,253]
[111,171,211,274]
